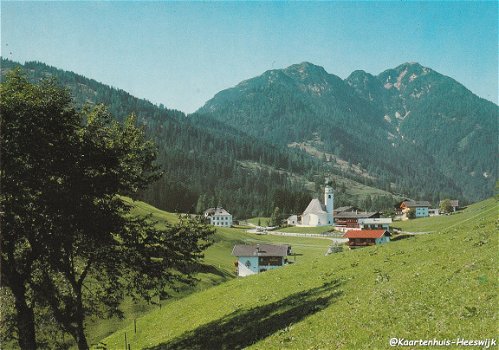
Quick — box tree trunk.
[75,324,89,350]
[74,288,89,350]
[13,285,37,350]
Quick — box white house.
[204,207,233,227]
[301,183,334,227]
[286,215,298,225]
[358,217,392,230]
[232,244,290,277]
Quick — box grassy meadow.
[100,197,497,349]
[84,198,331,347]
[244,217,271,226]
[394,198,497,232]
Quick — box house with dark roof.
[232,244,290,277]
[343,230,391,248]
[204,207,233,227]
[335,211,380,228]
[333,206,361,216]
[400,201,430,218]
[439,199,460,212]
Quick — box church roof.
[303,198,327,215]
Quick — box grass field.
[394,198,497,232]
[245,216,271,226]
[84,198,331,348]
[101,197,498,349]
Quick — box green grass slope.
[85,198,330,347]
[395,198,497,232]
[101,198,497,349]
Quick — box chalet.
[440,199,459,212]
[399,201,430,218]
[343,229,391,248]
[300,183,334,227]
[333,206,360,216]
[394,199,411,215]
[232,244,290,277]
[204,207,233,227]
[335,211,380,228]
[358,217,392,230]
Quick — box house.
[335,211,380,228]
[333,206,360,216]
[232,244,290,277]
[286,215,298,225]
[358,217,392,230]
[343,230,391,248]
[300,183,334,227]
[428,208,440,216]
[204,207,233,227]
[440,199,459,212]
[394,199,411,215]
[399,200,430,218]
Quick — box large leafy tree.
[439,199,453,214]
[0,70,213,349]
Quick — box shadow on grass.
[193,263,231,278]
[145,279,343,350]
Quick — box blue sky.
[2,1,497,113]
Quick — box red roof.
[343,230,388,239]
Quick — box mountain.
[198,62,497,203]
[1,59,399,218]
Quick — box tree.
[407,208,416,219]
[1,69,81,349]
[439,199,453,214]
[269,207,282,227]
[0,70,214,349]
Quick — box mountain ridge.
[198,61,497,203]
[1,58,403,217]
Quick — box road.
[246,228,348,244]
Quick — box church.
[300,183,334,227]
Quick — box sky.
[1,1,498,113]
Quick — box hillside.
[102,197,497,349]
[0,58,401,217]
[198,62,498,203]
[82,198,331,347]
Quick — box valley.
[100,198,497,349]
[2,4,497,350]
[1,58,496,350]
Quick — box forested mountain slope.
[1,59,398,217]
[199,62,497,203]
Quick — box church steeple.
[324,179,334,215]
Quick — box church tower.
[324,181,334,225]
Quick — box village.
[203,181,461,277]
